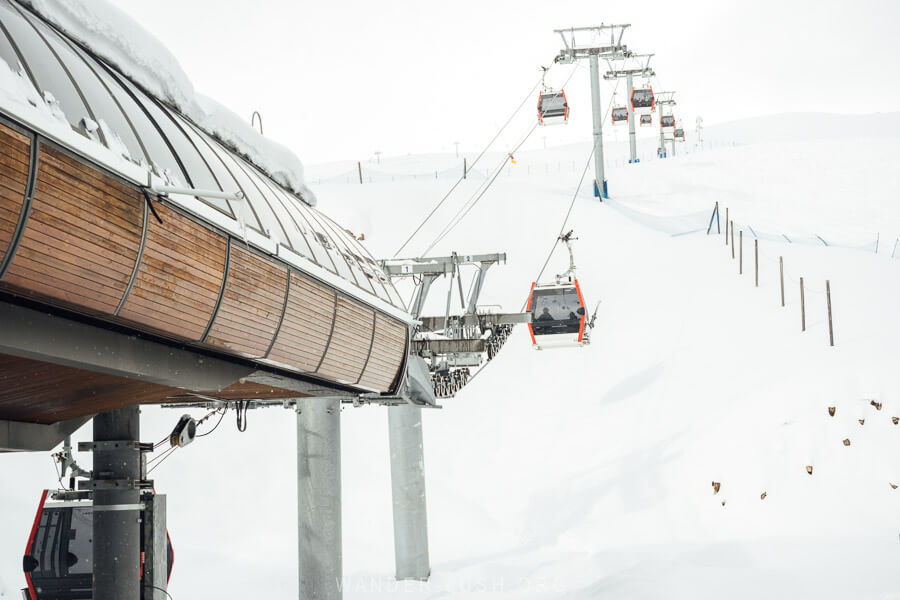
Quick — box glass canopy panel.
[0,1,92,135]
[85,58,188,185]
[207,140,292,242]
[274,191,334,271]
[0,15,25,74]
[319,212,396,303]
[312,211,383,297]
[134,96,236,215]
[26,15,148,164]
[237,162,295,251]
[253,176,316,261]
[293,200,360,281]
[177,120,263,231]
[175,117,249,208]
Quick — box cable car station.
[0,3,692,598]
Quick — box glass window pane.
[0,16,25,73]
[208,141,287,240]
[135,93,222,191]
[297,203,363,285]
[284,199,341,275]
[239,164,295,250]
[87,61,187,185]
[27,17,148,164]
[255,177,317,260]
[0,1,92,134]
[320,211,392,300]
[176,118,246,211]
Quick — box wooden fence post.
[800,277,806,331]
[463,157,467,179]
[725,208,729,245]
[779,256,785,306]
[731,222,735,259]
[826,280,834,346]
[754,239,758,286]
[739,230,743,274]
[358,161,363,184]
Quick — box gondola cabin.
[23,491,172,600]
[660,114,676,133]
[630,86,655,115]
[640,114,653,127]
[674,127,685,141]
[526,281,590,349]
[611,106,629,126]
[537,90,569,125]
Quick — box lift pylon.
[604,54,655,164]
[553,25,631,199]
[655,91,676,158]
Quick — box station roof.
[0,0,407,313]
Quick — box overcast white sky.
[112,0,900,163]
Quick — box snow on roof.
[19,0,316,205]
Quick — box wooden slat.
[0,353,179,424]
[0,123,30,266]
[358,314,407,391]
[2,144,142,314]
[266,272,336,372]
[317,296,374,383]
[204,242,287,357]
[119,203,227,340]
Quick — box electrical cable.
[196,408,226,438]
[421,121,539,256]
[149,586,174,600]
[520,78,623,310]
[146,446,178,474]
[392,76,544,258]
[521,148,596,311]
[51,454,63,489]
[395,63,579,259]
[235,400,249,432]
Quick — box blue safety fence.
[604,197,898,259]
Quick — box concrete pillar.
[388,404,430,580]
[626,72,637,163]
[297,397,342,599]
[92,406,141,600]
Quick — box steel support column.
[588,53,608,199]
[388,403,430,580]
[297,397,342,599]
[92,406,141,600]
[626,72,638,163]
[659,123,666,158]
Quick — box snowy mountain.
[1,112,898,599]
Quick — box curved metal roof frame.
[0,0,409,320]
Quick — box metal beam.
[0,416,89,452]
[380,253,506,276]
[0,299,352,400]
[0,300,253,390]
[413,338,485,355]
[417,312,531,332]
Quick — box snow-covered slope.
[1,114,898,599]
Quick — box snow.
[19,0,316,205]
[2,113,900,599]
